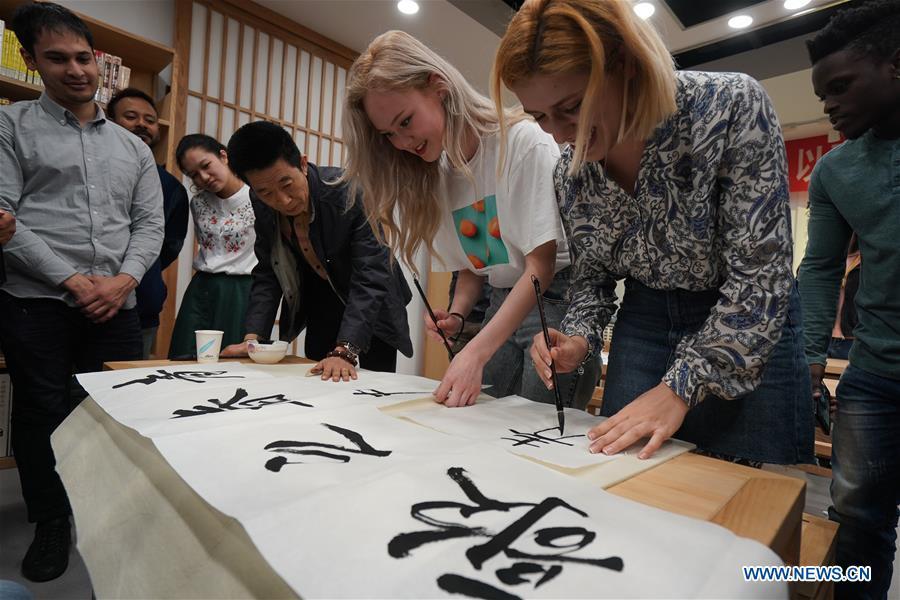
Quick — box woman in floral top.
[168,134,257,358]
[493,0,813,464]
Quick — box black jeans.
[358,335,397,373]
[303,280,398,373]
[0,292,142,522]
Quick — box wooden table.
[103,355,314,370]
[54,359,806,598]
[824,359,848,379]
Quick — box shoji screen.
[170,0,355,357]
[184,1,350,167]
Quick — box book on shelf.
[2,27,16,79]
[0,25,126,103]
[93,50,128,104]
[1,26,39,84]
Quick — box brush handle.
[412,275,456,360]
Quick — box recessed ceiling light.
[397,0,419,15]
[784,0,811,9]
[728,14,753,29]
[634,2,655,19]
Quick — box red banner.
[785,134,844,193]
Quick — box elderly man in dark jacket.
[221,121,412,380]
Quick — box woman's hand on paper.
[433,347,484,407]
[587,382,688,459]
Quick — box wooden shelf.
[0,76,176,126]
[0,73,42,102]
[0,456,16,470]
[0,0,174,74]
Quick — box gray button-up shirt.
[0,93,163,308]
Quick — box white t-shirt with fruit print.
[431,119,569,289]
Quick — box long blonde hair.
[492,0,676,173]
[342,30,523,271]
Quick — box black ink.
[500,427,582,448]
[112,369,244,388]
[264,424,392,471]
[495,563,562,588]
[437,574,519,600]
[353,389,427,398]
[389,467,623,599]
[171,387,313,418]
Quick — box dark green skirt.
[168,271,252,359]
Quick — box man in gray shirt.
[0,2,163,582]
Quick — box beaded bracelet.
[325,349,358,367]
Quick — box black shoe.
[21,515,71,582]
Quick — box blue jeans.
[481,269,601,410]
[829,364,900,600]
[828,337,854,360]
[0,580,32,600]
[603,279,814,464]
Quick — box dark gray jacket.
[243,164,413,356]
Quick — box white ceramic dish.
[247,340,289,364]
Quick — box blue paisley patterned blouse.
[556,70,794,407]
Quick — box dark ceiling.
[665,0,768,27]
[673,0,866,68]
[495,0,867,70]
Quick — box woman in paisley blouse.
[168,134,257,358]
[493,0,813,464]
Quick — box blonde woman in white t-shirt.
[168,134,257,358]
[342,30,600,409]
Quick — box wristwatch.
[337,341,362,363]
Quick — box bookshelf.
[0,0,177,167]
[0,0,184,468]
[0,72,41,101]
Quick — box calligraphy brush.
[531,274,565,434]
[412,274,456,360]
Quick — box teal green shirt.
[798,131,900,379]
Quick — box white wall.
[59,0,175,94]
[760,68,821,126]
[59,0,175,46]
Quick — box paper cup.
[195,330,224,363]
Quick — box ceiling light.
[397,0,419,15]
[728,14,753,29]
[784,0,811,9]
[633,2,655,19]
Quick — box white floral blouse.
[191,183,258,275]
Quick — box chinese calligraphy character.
[500,427,583,448]
[389,467,623,598]
[112,369,244,389]
[264,424,392,471]
[353,389,428,398]
[171,387,312,418]
[796,146,825,185]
